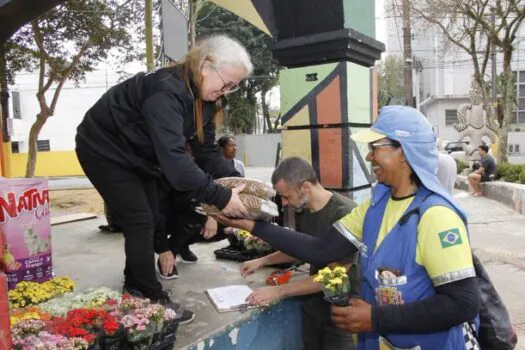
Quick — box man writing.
[240,157,357,350]
[468,144,496,197]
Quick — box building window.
[445,110,457,126]
[509,144,521,155]
[11,141,19,154]
[515,71,525,124]
[11,91,22,119]
[36,140,50,152]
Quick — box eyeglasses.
[213,67,240,94]
[368,142,398,153]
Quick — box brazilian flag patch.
[439,228,463,248]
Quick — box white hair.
[196,34,253,76]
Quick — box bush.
[495,162,525,184]
[455,159,468,174]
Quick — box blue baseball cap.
[351,105,466,221]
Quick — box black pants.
[76,148,163,298]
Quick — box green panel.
[343,0,375,38]
[347,62,371,123]
[280,63,338,116]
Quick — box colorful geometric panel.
[280,62,373,196]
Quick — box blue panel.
[186,299,303,350]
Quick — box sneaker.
[152,291,195,325]
[178,246,198,263]
[157,259,179,280]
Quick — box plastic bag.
[473,252,518,350]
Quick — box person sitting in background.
[218,135,245,177]
[468,144,496,197]
[240,157,357,350]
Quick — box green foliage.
[455,159,468,174]
[4,0,145,177]
[495,162,525,184]
[196,3,279,134]
[377,56,405,108]
[7,0,144,86]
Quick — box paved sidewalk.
[454,192,525,349]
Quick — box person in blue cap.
[215,106,480,350]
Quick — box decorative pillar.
[272,0,384,201]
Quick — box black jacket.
[76,66,236,209]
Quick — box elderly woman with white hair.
[75,35,253,322]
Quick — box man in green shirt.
[240,157,357,350]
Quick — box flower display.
[8,285,179,349]
[8,277,75,309]
[39,287,121,316]
[313,266,351,306]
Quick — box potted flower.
[52,308,120,346]
[313,266,351,306]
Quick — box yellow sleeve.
[417,206,475,287]
[333,198,371,244]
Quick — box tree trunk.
[25,112,49,178]
[261,86,272,133]
[0,44,9,142]
[189,0,203,48]
[498,50,514,163]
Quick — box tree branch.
[49,42,91,113]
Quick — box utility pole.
[145,0,155,72]
[403,0,414,106]
[491,10,497,101]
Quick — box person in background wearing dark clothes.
[239,157,357,350]
[154,141,240,280]
[218,135,245,177]
[468,144,496,197]
[75,34,253,324]
[216,106,480,350]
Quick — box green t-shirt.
[295,192,357,321]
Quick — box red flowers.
[53,308,119,344]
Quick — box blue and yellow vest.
[358,186,472,350]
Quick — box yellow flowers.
[314,266,350,294]
[10,306,51,326]
[8,277,75,309]
[236,230,251,240]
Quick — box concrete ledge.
[457,175,525,215]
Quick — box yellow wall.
[6,150,84,177]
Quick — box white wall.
[8,69,128,152]
[235,133,281,167]
[508,131,525,164]
[422,97,470,142]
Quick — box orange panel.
[316,77,343,187]
[316,77,342,125]
[318,129,343,187]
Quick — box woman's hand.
[201,216,218,239]
[158,251,176,276]
[213,214,255,232]
[221,184,248,218]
